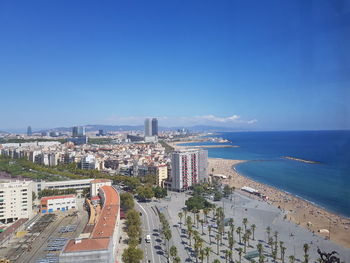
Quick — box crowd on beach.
[207,158,350,249]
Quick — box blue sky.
[0,0,349,131]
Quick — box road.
[136,200,165,263]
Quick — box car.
[145,234,151,243]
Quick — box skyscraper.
[144,118,152,137]
[152,118,158,136]
[72,126,85,137]
[171,148,208,191]
[27,126,32,136]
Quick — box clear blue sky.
[0,0,349,131]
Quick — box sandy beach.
[208,157,350,249]
[169,141,350,249]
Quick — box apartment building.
[0,180,33,224]
[171,148,208,191]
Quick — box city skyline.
[1,0,349,131]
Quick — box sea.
[180,130,350,218]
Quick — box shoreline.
[208,157,350,249]
[168,140,350,248]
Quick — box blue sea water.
[181,131,350,217]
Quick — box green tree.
[174,256,181,263]
[120,192,135,211]
[215,234,220,254]
[122,246,143,263]
[257,243,264,263]
[170,245,178,261]
[204,247,212,263]
[153,186,167,198]
[289,255,296,263]
[223,185,232,197]
[136,185,154,201]
[214,191,223,201]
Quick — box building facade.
[171,149,208,191]
[144,118,152,137]
[0,180,33,224]
[151,118,158,136]
[90,179,112,197]
[40,195,76,213]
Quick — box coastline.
[208,157,350,249]
[168,141,350,248]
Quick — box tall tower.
[27,126,32,136]
[152,118,158,136]
[144,118,152,137]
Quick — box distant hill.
[38,124,247,133]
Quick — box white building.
[35,179,94,195]
[40,195,76,213]
[90,179,112,197]
[171,148,208,191]
[0,180,33,224]
[81,154,97,170]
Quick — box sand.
[207,157,350,249]
[168,141,350,248]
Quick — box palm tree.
[228,234,235,251]
[186,215,193,228]
[251,224,256,240]
[236,226,242,244]
[196,213,200,228]
[274,231,279,251]
[246,229,252,247]
[200,249,205,263]
[204,247,212,263]
[303,243,309,263]
[259,255,266,263]
[242,233,248,253]
[228,250,233,263]
[266,226,271,242]
[203,208,209,223]
[257,243,263,261]
[289,255,296,263]
[164,229,172,259]
[208,225,212,244]
[268,237,274,255]
[238,248,243,263]
[243,218,248,232]
[215,234,220,254]
[188,227,193,247]
[225,250,229,263]
[200,219,204,235]
[281,246,286,263]
[178,212,183,229]
[272,250,277,262]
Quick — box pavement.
[152,191,350,263]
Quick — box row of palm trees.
[177,204,317,263]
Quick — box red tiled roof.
[62,186,119,253]
[91,179,112,183]
[63,238,110,252]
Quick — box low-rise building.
[40,195,76,213]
